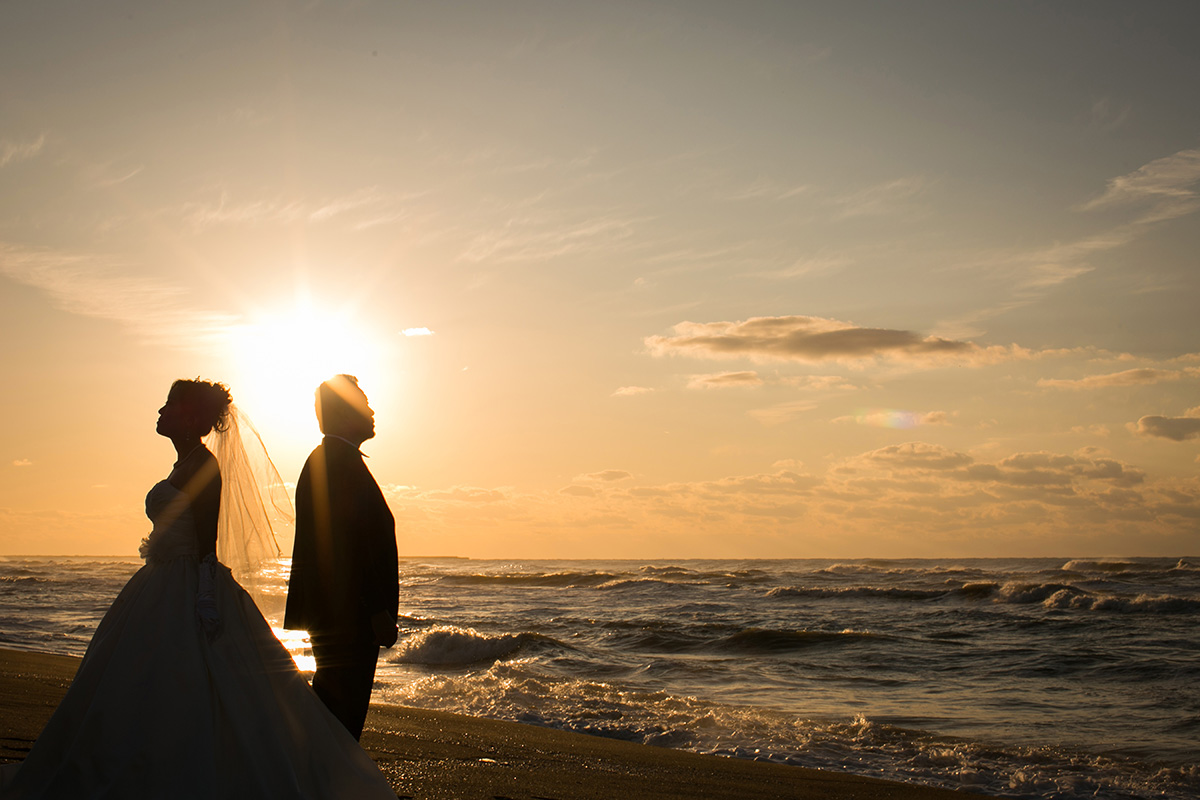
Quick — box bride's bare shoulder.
[169,448,221,497]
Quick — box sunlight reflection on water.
[272,626,315,673]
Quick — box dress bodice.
[142,479,199,562]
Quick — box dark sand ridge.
[1,649,980,800]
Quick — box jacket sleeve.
[283,456,316,631]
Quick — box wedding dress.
[0,479,397,799]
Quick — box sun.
[227,300,384,447]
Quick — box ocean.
[2,556,1197,799]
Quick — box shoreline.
[0,647,980,799]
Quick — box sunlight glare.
[229,301,383,446]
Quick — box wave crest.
[1043,591,1200,613]
[390,625,542,665]
[1061,559,1136,573]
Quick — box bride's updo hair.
[171,378,232,436]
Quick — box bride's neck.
[171,436,204,463]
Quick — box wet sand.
[0,648,979,799]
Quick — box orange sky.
[2,2,1199,558]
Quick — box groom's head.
[315,374,375,444]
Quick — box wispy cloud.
[12,459,32,467]
[687,371,763,390]
[612,385,654,397]
[943,147,1200,337]
[780,375,858,391]
[726,178,811,201]
[575,469,633,483]
[1089,97,1131,131]
[0,242,238,349]
[747,400,817,426]
[458,213,642,264]
[1080,148,1200,223]
[1039,368,1195,390]
[829,177,927,220]
[180,187,415,231]
[750,255,850,280]
[0,134,45,167]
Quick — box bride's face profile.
[156,390,191,440]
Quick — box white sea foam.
[995,581,1083,604]
[380,664,1198,800]
[1061,559,1137,573]
[1042,590,1200,613]
[390,625,533,665]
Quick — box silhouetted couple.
[0,375,399,798]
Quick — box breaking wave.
[390,625,548,665]
[382,663,1200,800]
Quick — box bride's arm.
[192,467,221,558]
[178,453,222,558]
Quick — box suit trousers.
[309,633,380,741]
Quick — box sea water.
[2,556,1197,799]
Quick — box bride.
[0,380,397,799]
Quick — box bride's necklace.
[174,443,204,468]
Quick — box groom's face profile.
[317,377,375,444]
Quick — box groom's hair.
[315,374,368,434]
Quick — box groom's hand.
[371,610,398,648]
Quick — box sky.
[2,0,1198,559]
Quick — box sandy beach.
[0,648,981,800]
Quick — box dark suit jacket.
[284,437,398,642]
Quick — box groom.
[285,374,398,740]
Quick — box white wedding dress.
[0,480,397,799]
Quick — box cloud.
[1089,97,1131,131]
[180,188,412,231]
[458,213,640,264]
[576,470,633,483]
[849,446,1146,488]
[944,147,1200,337]
[1080,148,1200,223]
[726,179,811,201]
[612,386,654,396]
[1038,368,1194,390]
[0,134,45,167]
[87,164,143,188]
[646,315,1017,366]
[364,443,1193,558]
[747,400,817,426]
[852,442,974,471]
[687,371,763,390]
[12,459,32,467]
[1135,412,1200,441]
[401,327,435,337]
[830,176,927,220]
[833,410,949,429]
[1070,424,1111,437]
[421,487,507,503]
[0,242,238,349]
[751,255,850,280]
[781,375,858,391]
